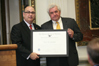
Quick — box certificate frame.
[31,30,69,57]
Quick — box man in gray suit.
[41,4,83,66]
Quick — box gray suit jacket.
[41,17,83,66]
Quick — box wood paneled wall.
[76,0,99,46]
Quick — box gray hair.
[47,4,61,14]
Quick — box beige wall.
[35,0,76,26]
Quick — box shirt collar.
[52,17,62,24]
[24,19,33,27]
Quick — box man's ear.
[88,54,94,66]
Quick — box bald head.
[23,6,35,24]
[24,6,35,12]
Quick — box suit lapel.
[21,21,30,36]
[33,23,38,30]
[62,18,68,30]
[33,24,36,29]
[49,20,53,29]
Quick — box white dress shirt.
[24,19,35,30]
[52,18,63,29]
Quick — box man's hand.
[67,28,74,38]
[30,52,39,60]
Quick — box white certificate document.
[31,30,68,57]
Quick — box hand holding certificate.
[31,30,69,57]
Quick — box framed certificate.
[31,30,69,57]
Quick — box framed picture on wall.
[89,0,99,30]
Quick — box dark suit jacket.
[41,17,83,66]
[11,21,41,66]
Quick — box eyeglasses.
[24,11,35,14]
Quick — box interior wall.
[9,0,20,31]
[77,0,99,46]
[35,0,76,26]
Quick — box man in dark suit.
[41,4,83,66]
[87,38,99,66]
[11,6,41,66]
